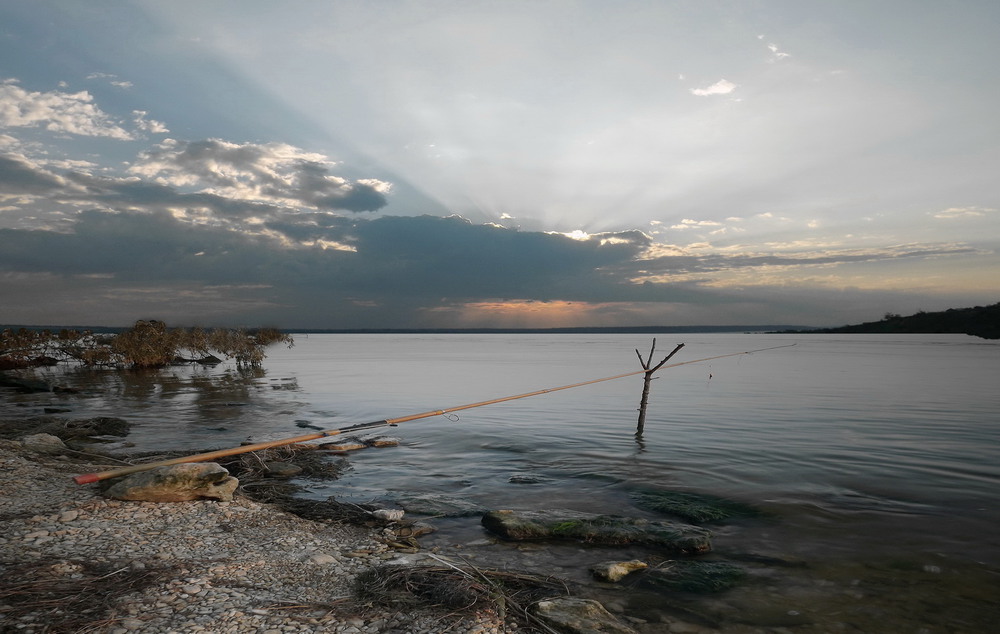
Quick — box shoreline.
[0,436,508,633]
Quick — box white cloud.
[0,79,133,140]
[129,138,391,212]
[132,110,169,134]
[689,78,736,97]
[670,218,723,230]
[767,43,791,61]
[933,206,994,219]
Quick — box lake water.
[7,333,1000,632]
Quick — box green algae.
[644,560,747,593]
[630,489,762,523]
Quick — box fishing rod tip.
[73,473,99,484]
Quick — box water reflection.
[5,364,302,446]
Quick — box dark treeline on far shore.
[775,302,1000,340]
[0,324,810,336]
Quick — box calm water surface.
[7,334,1000,632]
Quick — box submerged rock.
[103,463,238,502]
[531,597,637,634]
[481,509,712,553]
[642,560,747,593]
[394,493,487,517]
[629,489,762,523]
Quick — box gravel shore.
[0,440,510,633]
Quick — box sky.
[1,0,998,329]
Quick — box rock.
[398,521,436,537]
[482,509,712,553]
[629,489,762,523]
[642,560,747,593]
[531,597,637,634]
[591,559,648,582]
[21,433,66,454]
[372,509,405,521]
[307,552,337,565]
[103,463,239,502]
[318,438,367,452]
[360,435,401,448]
[508,472,552,484]
[0,376,52,392]
[61,416,131,439]
[264,461,304,478]
[394,493,487,517]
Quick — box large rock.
[629,489,762,523]
[482,509,712,553]
[641,560,747,593]
[103,463,238,502]
[394,493,487,517]
[20,433,66,455]
[530,597,637,634]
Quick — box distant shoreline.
[1,324,813,335]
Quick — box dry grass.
[354,557,569,633]
[0,559,176,633]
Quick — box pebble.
[0,441,507,634]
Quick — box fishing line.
[73,342,796,484]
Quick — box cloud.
[621,242,983,285]
[132,110,169,134]
[0,152,69,195]
[129,139,390,212]
[766,42,791,61]
[670,218,723,230]
[0,79,134,140]
[690,79,736,97]
[933,206,994,219]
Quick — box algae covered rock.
[394,493,487,517]
[481,509,712,553]
[643,560,747,593]
[630,489,762,523]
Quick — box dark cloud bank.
[1,205,979,329]
[0,149,983,329]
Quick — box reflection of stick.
[73,343,795,484]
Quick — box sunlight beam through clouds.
[0,1,998,329]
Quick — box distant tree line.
[0,320,294,370]
[803,302,1000,339]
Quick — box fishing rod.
[73,342,795,484]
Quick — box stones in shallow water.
[531,597,637,634]
[507,472,552,484]
[629,489,762,523]
[103,463,238,502]
[591,559,649,582]
[481,509,712,553]
[318,435,400,452]
[642,560,747,593]
[319,438,367,451]
[394,493,487,517]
